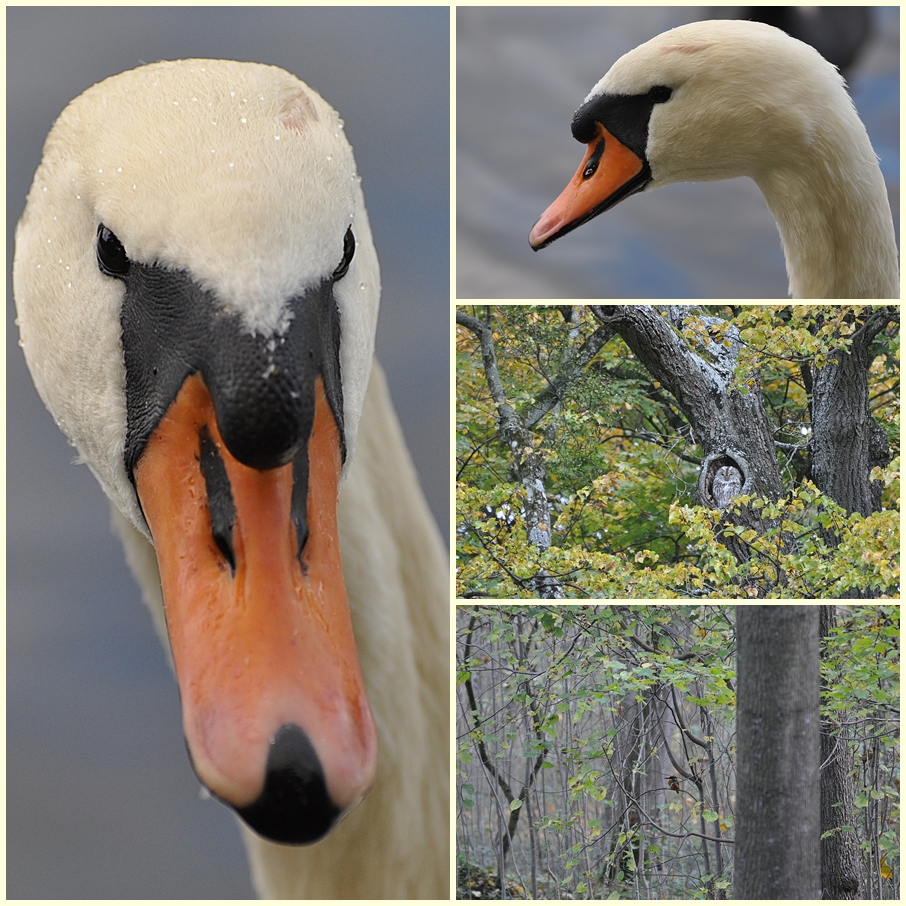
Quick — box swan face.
[529,20,846,249]
[14,59,381,845]
[17,59,380,506]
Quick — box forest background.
[456,306,899,599]
[456,604,899,899]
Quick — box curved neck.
[756,118,899,299]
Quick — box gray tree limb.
[456,309,563,597]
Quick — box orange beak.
[529,122,646,249]
[133,371,377,843]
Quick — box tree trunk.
[590,306,785,569]
[456,309,564,597]
[590,306,897,586]
[809,308,896,597]
[589,307,782,497]
[457,306,897,598]
[735,606,820,899]
[810,309,894,518]
[819,606,862,898]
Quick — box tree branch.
[457,309,564,594]
[590,306,723,438]
[521,323,617,427]
[456,310,521,434]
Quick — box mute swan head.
[14,59,381,844]
[529,19,899,298]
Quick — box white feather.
[13,59,448,899]
[586,20,898,297]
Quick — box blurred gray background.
[457,6,899,298]
[7,7,448,898]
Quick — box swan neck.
[757,134,898,299]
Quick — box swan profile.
[529,19,899,298]
[14,59,448,898]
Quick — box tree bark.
[735,606,820,899]
[456,309,564,597]
[809,309,896,597]
[819,605,862,898]
[810,308,895,518]
[590,306,785,568]
[458,306,897,597]
[589,307,781,498]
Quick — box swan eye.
[649,85,673,104]
[582,137,606,181]
[96,225,130,277]
[332,227,356,281]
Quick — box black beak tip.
[233,723,341,845]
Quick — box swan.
[528,19,899,298]
[13,59,448,898]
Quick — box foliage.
[457,605,899,899]
[821,607,900,897]
[456,306,899,598]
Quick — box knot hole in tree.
[699,451,751,509]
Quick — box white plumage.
[530,19,899,298]
[14,59,448,898]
